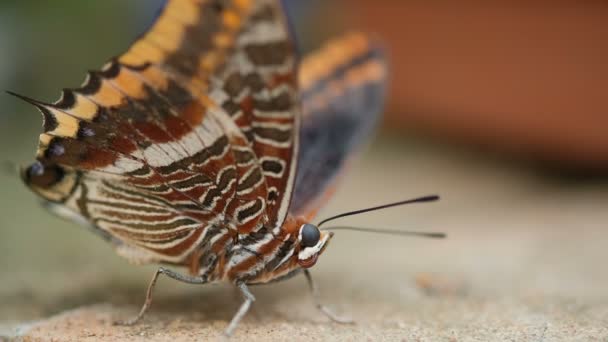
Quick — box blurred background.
[1,1,607,340]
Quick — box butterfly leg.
[304,269,354,324]
[224,282,255,336]
[115,267,207,326]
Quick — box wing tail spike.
[6,90,62,133]
[6,90,51,108]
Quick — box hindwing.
[293,33,387,218]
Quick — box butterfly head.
[290,196,445,271]
[295,223,333,268]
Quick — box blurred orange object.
[340,1,608,168]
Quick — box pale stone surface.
[2,138,608,341]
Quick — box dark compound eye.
[300,223,320,248]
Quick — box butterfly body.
[191,215,332,284]
[15,0,387,334]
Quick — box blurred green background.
[1,1,607,340]
[0,0,164,320]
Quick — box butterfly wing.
[291,33,388,217]
[19,0,300,265]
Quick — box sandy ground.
[1,138,608,341]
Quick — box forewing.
[291,33,387,217]
[18,0,299,265]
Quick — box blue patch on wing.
[146,0,170,31]
[292,45,387,216]
[280,0,304,57]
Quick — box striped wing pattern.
[20,0,299,265]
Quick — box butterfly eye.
[300,224,320,248]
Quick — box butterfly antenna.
[322,226,445,239]
[317,195,440,227]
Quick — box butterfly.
[12,0,441,336]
